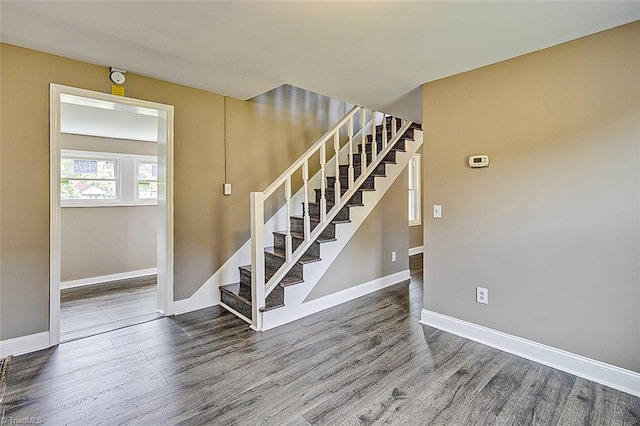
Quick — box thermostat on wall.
[469,155,490,168]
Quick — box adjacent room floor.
[60,275,162,342]
[3,256,638,425]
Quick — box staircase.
[220,107,422,330]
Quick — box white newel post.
[250,192,265,331]
[333,132,341,205]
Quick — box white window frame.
[408,153,421,226]
[134,158,159,204]
[61,149,157,207]
[60,150,122,207]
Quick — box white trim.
[0,332,50,358]
[261,270,410,330]
[50,84,175,347]
[60,268,158,289]
[50,85,62,346]
[409,246,423,256]
[61,202,158,208]
[408,153,421,226]
[420,309,640,397]
[219,302,252,326]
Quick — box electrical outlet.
[391,251,396,262]
[476,287,488,304]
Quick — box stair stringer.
[260,130,423,330]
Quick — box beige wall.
[61,206,157,283]
[0,44,352,340]
[423,22,639,372]
[60,134,158,283]
[306,170,409,300]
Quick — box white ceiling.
[2,1,638,122]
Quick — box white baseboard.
[409,246,423,256]
[420,309,640,397]
[61,268,158,289]
[262,270,411,330]
[0,332,50,358]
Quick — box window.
[61,150,157,207]
[61,153,119,203]
[408,153,421,226]
[136,161,158,200]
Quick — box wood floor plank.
[60,276,159,342]
[3,255,638,425]
[504,366,576,426]
[447,356,545,425]
[611,390,640,425]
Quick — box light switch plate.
[433,204,442,218]
[223,183,232,195]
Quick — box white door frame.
[49,84,175,346]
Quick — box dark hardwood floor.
[60,275,161,342]
[2,256,638,425]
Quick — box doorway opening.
[49,84,174,344]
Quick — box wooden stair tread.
[273,230,337,244]
[239,264,305,287]
[335,171,386,179]
[278,276,305,287]
[307,201,364,208]
[290,215,351,224]
[314,186,364,193]
[221,283,285,311]
[220,282,250,303]
[264,246,321,264]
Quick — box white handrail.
[263,105,361,199]
[250,104,412,330]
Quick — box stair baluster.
[361,108,367,175]
[285,176,293,263]
[383,113,388,150]
[392,116,397,139]
[333,132,341,204]
[320,144,327,223]
[302,160,311,240]
[347,117,354,189]
[371,111,377,159]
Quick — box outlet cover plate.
[476,287,488,304]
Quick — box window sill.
[61,202,158,208]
